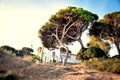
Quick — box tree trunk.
[60,55,63,63]
[62,46,69,66]
[114,41,120,56]
[102,41,107,56]
[78,38,84,48]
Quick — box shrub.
[76,48,87,60]
[0,74,17,80]
[83,58,120,74]
[31,55,40,63]
[76,47,106,60]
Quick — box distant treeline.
[0,45,34,57]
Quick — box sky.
[0,0,120,55]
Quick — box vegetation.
[0,45,16,54]
[87,35,110,56]
[83,58,120,74]
[39,6,98,65]
[0,45,34,58]
[76,47,107,60]
[15,47,34,57]
[89,11,120,56]
[0,73,17,80]
[102,12,120,55]
[31,55,41,63]
[22,47,34,53]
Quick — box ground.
[0,52,120,80]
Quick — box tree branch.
[52,33,62,46]
[56,26,58,38]
[61,17,71,41]
[100,29,104,40]
[66,34,77,40]
[64,21,76,35]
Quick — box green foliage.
[89,22,107,36]
[76,48,87,60]
[76,47,106,60]
[87,36,103,48]
[56,6,98,22]
[104,11,120,25]
[21,47,34,55]
[15,47,34,57]
[83,58,120,74]
[0,45,16,53]
[31,55,40,63]
[87,35,110,56]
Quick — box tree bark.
[53,33,69,66]
[78,38,84,48]
[62,45,69,66]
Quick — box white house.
[60,52,81,63]
[37,48,80,63]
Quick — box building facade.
[37,48,80,63]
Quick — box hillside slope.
[0,51,120,80]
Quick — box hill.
[0,51,120,80]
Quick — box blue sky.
[71,0,120,18]
[0,0,120,54]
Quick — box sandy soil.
[0,52,120,80]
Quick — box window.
[52,52,55,57]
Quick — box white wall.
[61,54,81,63]
[41,48,80,63]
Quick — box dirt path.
[13,63,120,80]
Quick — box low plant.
[31,55,40,63]
[0,73,17,80]
[83,58,120,74]
[76,47,107,60]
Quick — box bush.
[31,55,40,63]
[76,48,87,60]
[76,47,106,60]
[83,58,120,74]
[0,74,17,80]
